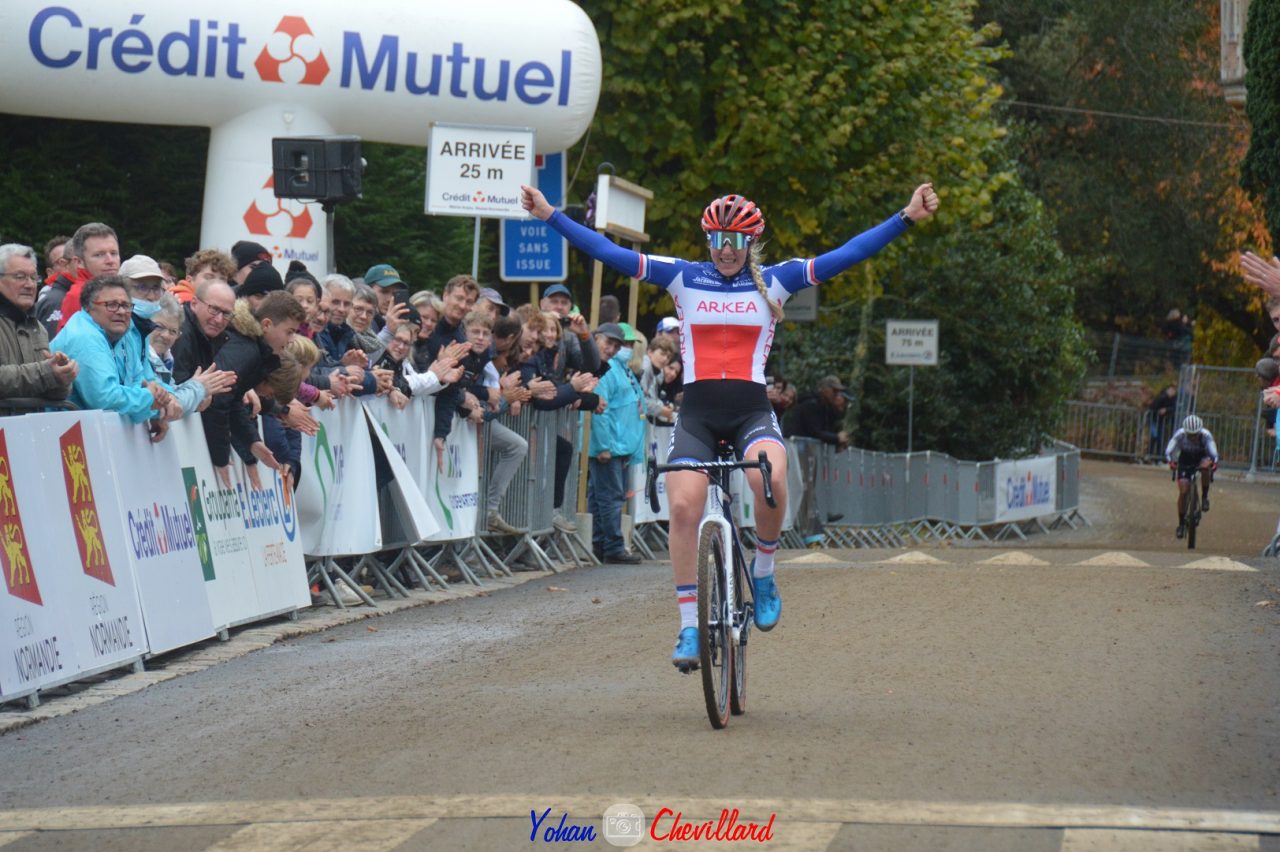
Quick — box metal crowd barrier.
[627,418,1087,551]
[481,406,597,573]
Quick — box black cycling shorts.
[667,380,786,464]
[1175,449,1212,481]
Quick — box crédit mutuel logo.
[528,803,776,846]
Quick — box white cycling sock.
[676,584,697,629]
[753,537,778,578]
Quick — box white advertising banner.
[423,415,481,542]
[297,398,381,556]
[233,441,309,621]
[632,424,672,524]
[426,123,536,218]
[170,417,257,630]
[361,398,439,545]
[994,455,1058,523]
[0,414,144,700]
[106,415,216,655]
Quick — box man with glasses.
[50,275,178,441]
[122,256,235,415]
[53,223,122,334]
[171,280,236,385]
[0,244,78,402]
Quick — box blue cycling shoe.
[671,627,699,671]
[752,569,781,631]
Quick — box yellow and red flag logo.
[60,423,114,586]
[0,430,41,606]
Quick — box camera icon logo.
[602,803,646,847]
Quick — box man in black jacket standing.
[784,375,850,450]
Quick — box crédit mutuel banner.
[994,456,1057,523]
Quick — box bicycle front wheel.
[730,544,749,716]
[698,523,732,729]
[1186,484,1200,550]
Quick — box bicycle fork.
[701,491,745,644]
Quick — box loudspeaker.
[271,135,364,202]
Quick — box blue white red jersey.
[546,210,910,386]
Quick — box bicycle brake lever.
[758,450,776,508]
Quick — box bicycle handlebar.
[645,450,777,511]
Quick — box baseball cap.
[656,316,679,334]
[231,240,272,271]
[119,254,164,281]
[543,283,572,300]
[817,374,852,399]
[594,322,626,342]
[616,321,640,342]
[478,287,511,316]
[365,263,405,288]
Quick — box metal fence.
[1064,364,1274,474]
[783,440,1085,548]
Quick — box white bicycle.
[646,440,776,729]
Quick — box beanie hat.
[231,240,272,271]
[238,263,285,298]
[285,260,319,287]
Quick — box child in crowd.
[286,277,322,339]
[204,291,306,490]
[284,335,334,411]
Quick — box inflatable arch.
[0,1,602,273]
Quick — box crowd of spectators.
[2,223,715,567]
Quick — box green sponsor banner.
[181,467,216,581]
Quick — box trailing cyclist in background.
[520,180,939,670]
[1166,414,1219,539]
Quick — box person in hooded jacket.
[203,292,306,488]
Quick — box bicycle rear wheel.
[697,524,732,729]
[730,544,749,716]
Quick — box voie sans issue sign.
[426,123,534,218]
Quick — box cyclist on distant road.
[521,180,939,668]
[1166,414,1218,539]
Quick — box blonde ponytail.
[747,242,784,320]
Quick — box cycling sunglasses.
[707,231,752,250]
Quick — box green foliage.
[782,179,1089,458]
[1242,0,1280,246]
[574,0,1014,267]
[0,117,206,265]
[573,0,1086,456]
[978,0,1264,341]
[0,119,497,292]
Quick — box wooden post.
[627,240,641,325]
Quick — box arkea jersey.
[546,210,910,385]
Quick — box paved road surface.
[1,461,1278,851]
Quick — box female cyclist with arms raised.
[520,182,939,667]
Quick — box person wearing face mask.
[121,255,236,416]
[522,180,940,669]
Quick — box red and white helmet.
[701,194,765,237]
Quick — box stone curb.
[0,570,556,737]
